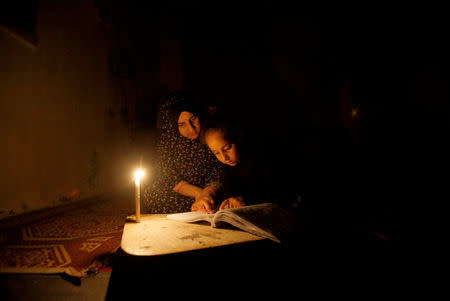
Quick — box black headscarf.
[160,91,203,134]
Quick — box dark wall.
[0,1,137,217]
[95,2,450,236]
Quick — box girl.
[202,115,277,210]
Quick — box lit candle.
[134,169,144,223]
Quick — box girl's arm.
[219,196,245,210]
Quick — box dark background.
[104,1,449,239]
[3,0,449,240]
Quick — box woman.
[143,92,224,214]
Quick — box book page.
[213,203,295,243]
[166,211,214,224]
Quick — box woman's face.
[178,111,200,139]
[205,130,239,166]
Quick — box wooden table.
[108,214,294,299]
[121,214,264,256]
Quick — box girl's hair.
[200,108,244,146]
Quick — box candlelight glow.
[134,169,145,185]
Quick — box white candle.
[134,169,144,223]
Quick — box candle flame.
[134,169,144,185]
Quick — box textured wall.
[0,1,135,218]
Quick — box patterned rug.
[0,197,133,277]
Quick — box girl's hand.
[191,192,216,214]
[219,197,245,210]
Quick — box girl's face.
[178,111,200,139]
[205,130,239,166]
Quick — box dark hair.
[200,109,244,146]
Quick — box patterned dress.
[143,93,224,213]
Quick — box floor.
[0,191,393,300]
[0,230,393,300]
[0,272,112,301]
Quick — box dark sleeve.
[153,95,187,190]
[226,157,274,205]
[156,133,185,190]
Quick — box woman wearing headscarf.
[143,91,224,213]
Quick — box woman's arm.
[174,182,220,214]
[174,181,203,199]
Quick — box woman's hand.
[191,191,216,214]
[219,197,245,210]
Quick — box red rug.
[0,197,132,277]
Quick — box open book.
[167,203,295,243]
